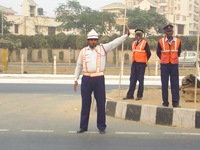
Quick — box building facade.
[119,0,199,36]
[1,0,76,36]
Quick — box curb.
[0,74,186,85]
[92,99,200,129]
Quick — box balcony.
[194,0,199,5]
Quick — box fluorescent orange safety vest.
[159,37,181,64]
[81,46,104,77]
[132,39,147,63]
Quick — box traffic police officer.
[123,29,151,100]
[74,25,130,134]
[156,24,181,107]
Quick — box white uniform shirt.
[74,34,128,81]
[165,36,176,46]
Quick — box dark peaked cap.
[163,24,173,31]
[135,29,144,35]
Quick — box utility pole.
[1,8,9,35]
[1,10,3,35]
[173,0,176,36]
[194,4,200,109]
[118,0,127,97]
[167,0,170,24]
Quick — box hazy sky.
[2,0,120,17]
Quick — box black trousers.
[126,62,146,98]
[80,75,106,130]
[161,64,179,106]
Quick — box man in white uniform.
[74,25,130,134]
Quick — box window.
[183,16,186,21]
[178,4,180,10]
[178,25,184,34]
[188,52,195,56]
[171,8,173,14]
[35,25,38,34]
[189,23,192,28]
[189,4,192,10]
[48,27,56,35]
[14,24,19,34]
[176,15,180,20]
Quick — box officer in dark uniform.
[156,24,181,107]
[123,29,151,100]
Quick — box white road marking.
[21,130,54,133]
[0,129,9,132]
[164,132,200,136]
[115,132,150,135]
[68,131,99,134]
[68,131,77,133]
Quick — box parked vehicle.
[179,51,200,67]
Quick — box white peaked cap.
[87,29,98,40]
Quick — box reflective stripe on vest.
[82,46,103,76]
[159,37,180,64]
[82,47,87,72]
[132,39,147,63]
[83,72,104,77]
[96,46,101,73]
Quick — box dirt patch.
[106,87,200,110]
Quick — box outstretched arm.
[102,25,130,53]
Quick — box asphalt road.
[0,84,200,150]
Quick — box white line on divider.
[115,132,150,135]
[21,130,54,133]
[0,129,9,132]
[164,132,200,136]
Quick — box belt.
[83,72,104,77]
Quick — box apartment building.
[1,0,76,36]
[155,0,199,35]
[119,0,199,36]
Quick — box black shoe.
[77,128,87,133]
[123,97,134,100]
[162,103,169,107]
[99,130,105,134]
[173,104,181,108]
[136,97,142,100]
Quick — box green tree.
[33,34,49,49]
[76,34,87,49]
[45,34,57,49]
[125,8,167,36]
[98,35,110,44]
[146,38,157,50]
[65,34,77,49]
[27,46,33,62]
[55,0,117,34]
[147,9,167,35]
[0,13,13,34]
[33,34,49,62]
[59,51,64,62]
[0,38,21,61]
[56,32,67,49]
[47,49,53,62]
